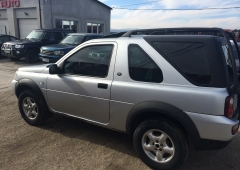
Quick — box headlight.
[40,48,43,53]
[54,51,65,56]
[15,45,24,48]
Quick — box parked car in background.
[1,29,73,63]
[0,34,18,57]
[231,41,240,70]
[39,33,104,63]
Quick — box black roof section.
[121,27,239,94]
[93,0,112,10]
[122,27,233,37]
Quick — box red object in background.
[0,0,20,8]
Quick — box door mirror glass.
[49,64,62,74]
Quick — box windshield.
[26,31,45,40]
[60,35,84,45]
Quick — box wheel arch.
[16,79,45,102]
[27,46,40,53]
[126,101,201,149]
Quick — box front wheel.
[133,119,188,170]
[18,90,50,126]
[25,50,39,63]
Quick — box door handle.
[98,83,108,89]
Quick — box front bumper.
[12,79,18,95]
[39,53,62,63]
[1,49,27,58]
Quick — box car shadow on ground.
[40,113,138,158]
[39,114,240,170]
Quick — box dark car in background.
[39,33,104,63]
[231,41,240,70]
[0,34,18,57]
[1,29,73,63]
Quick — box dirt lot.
[0,57,240,170]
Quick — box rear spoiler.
[122,28,239,94]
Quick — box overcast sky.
[99,0,240,31]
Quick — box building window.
[87,23,104,34]
[55,19,78,32]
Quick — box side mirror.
[49,64,62,74]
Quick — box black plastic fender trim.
[16,78,44,100]
[126,101,202,149]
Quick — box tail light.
[232,124,239,135]
[224,95,234,118]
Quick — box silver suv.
[12,28,240,170]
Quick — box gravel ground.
[0,57,240,170]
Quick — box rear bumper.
[186,111,239,141]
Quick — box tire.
[9,57,20,61]
[18,90,50,126]
[25,50,39,63]
[133,119,188,170]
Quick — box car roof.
[67,33,104,36]
[0,34,18,38]
[0,34,13,36]
[32,29,73,32]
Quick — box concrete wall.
[0,0,111,37]
[42,0,111,34]
[0,0,41,37]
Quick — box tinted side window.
[44,32,55,41]
[0,36,9,43]
[152,42,211,85]
[63,45,113,78]
[55,32,63,41]
[128,44,163,83]
[10,37,18,41]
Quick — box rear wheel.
[18,90,50,126]
[25,50,39,63]
[133,119,188,170]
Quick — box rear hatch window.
[222,45,234,86]
[152,42,211,85]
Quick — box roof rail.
[101,32,126,38]
[122,27,239,94]
[122,27,230,37]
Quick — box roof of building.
[94,0,112,10]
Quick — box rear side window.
[152,42,211,85]
[54,32,63,41]
[128,44,163,83]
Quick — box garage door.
[0,19,8,34]
[18,19,38,39]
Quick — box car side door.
[46,42,117,123]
